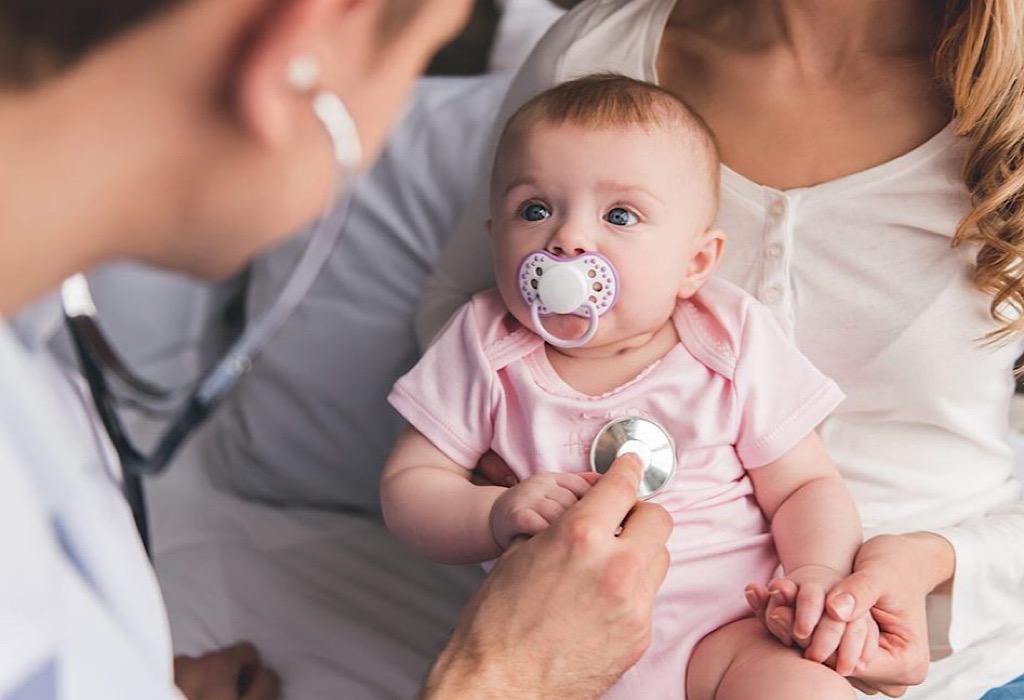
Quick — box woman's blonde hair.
[937,0,1024,345]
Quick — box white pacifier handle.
[530,300,600,349]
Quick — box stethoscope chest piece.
[590,417,676,499]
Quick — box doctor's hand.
[489,471,600,549]
[424,454,673,700]
[174,642,281,700]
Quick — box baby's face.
[490,121,719,350]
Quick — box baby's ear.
[678,228,725,299]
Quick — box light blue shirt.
[0,298,179,698]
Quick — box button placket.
[760,191,793,311]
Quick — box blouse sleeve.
[927,500,1024,657]
[389,300,498,469]
[732,300,847,469]
[414,9,592,347]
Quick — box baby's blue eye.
[521,203,551,222]
[606,207,638,226]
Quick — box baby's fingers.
[793,583,826,643]
[534,498,569,526]
[553,472,597,499]
[544,485,583,510]
[507,509,549,540]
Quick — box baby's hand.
[750,567,880,676]
[489,472,600,549]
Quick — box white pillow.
[202,75,513,512]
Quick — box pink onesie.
[389,276,845,698]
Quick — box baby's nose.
[546,224,589,258]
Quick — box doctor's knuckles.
[423,454,672,700]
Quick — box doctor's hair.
[937,0,1024,346]
[0,0,437,88]
[492,74,721,207]
[0,0,184,86]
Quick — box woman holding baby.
[415,0,1024,698]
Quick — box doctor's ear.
[234,0,377,147]
[678,229,725,299]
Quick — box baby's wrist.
[785,562,845,579]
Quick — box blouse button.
[768,199,786,218]
[766,243,784,259]
[764,286,783,304]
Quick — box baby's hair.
[493,73,721,206]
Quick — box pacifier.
[517,250,619,348]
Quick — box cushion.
[203,75,513,511]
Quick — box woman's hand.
[756,563,879,671]
[746,533,954,697]
[174,642,280,700]
[424,454,673,700]
[748,574,879,677]
[471,450,519,487]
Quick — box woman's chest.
[655,31,951,190]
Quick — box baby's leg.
[687,617,855,700]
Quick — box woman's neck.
[673,0,942,74]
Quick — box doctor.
[0,0,672,698]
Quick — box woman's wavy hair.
[937,0,1024,345]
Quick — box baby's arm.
[748,429,861,582]
[747,430,867,661]
[381,425,505,564]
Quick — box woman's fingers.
[765,578,797,641]
[834,616,869,676]
[744,583,768,617]
[476,450,518,487]
[241,665,282,700]
[858,615,880,672]
[765,603,795,646]
[803,615,846,663]
[848,677,880,695]
[827,569,881,622]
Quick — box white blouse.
[417,1,1024,697]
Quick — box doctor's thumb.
[826,571,880,622]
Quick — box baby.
[382,75,869,699]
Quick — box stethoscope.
[590,416,676,499]
[61,90,361,554]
